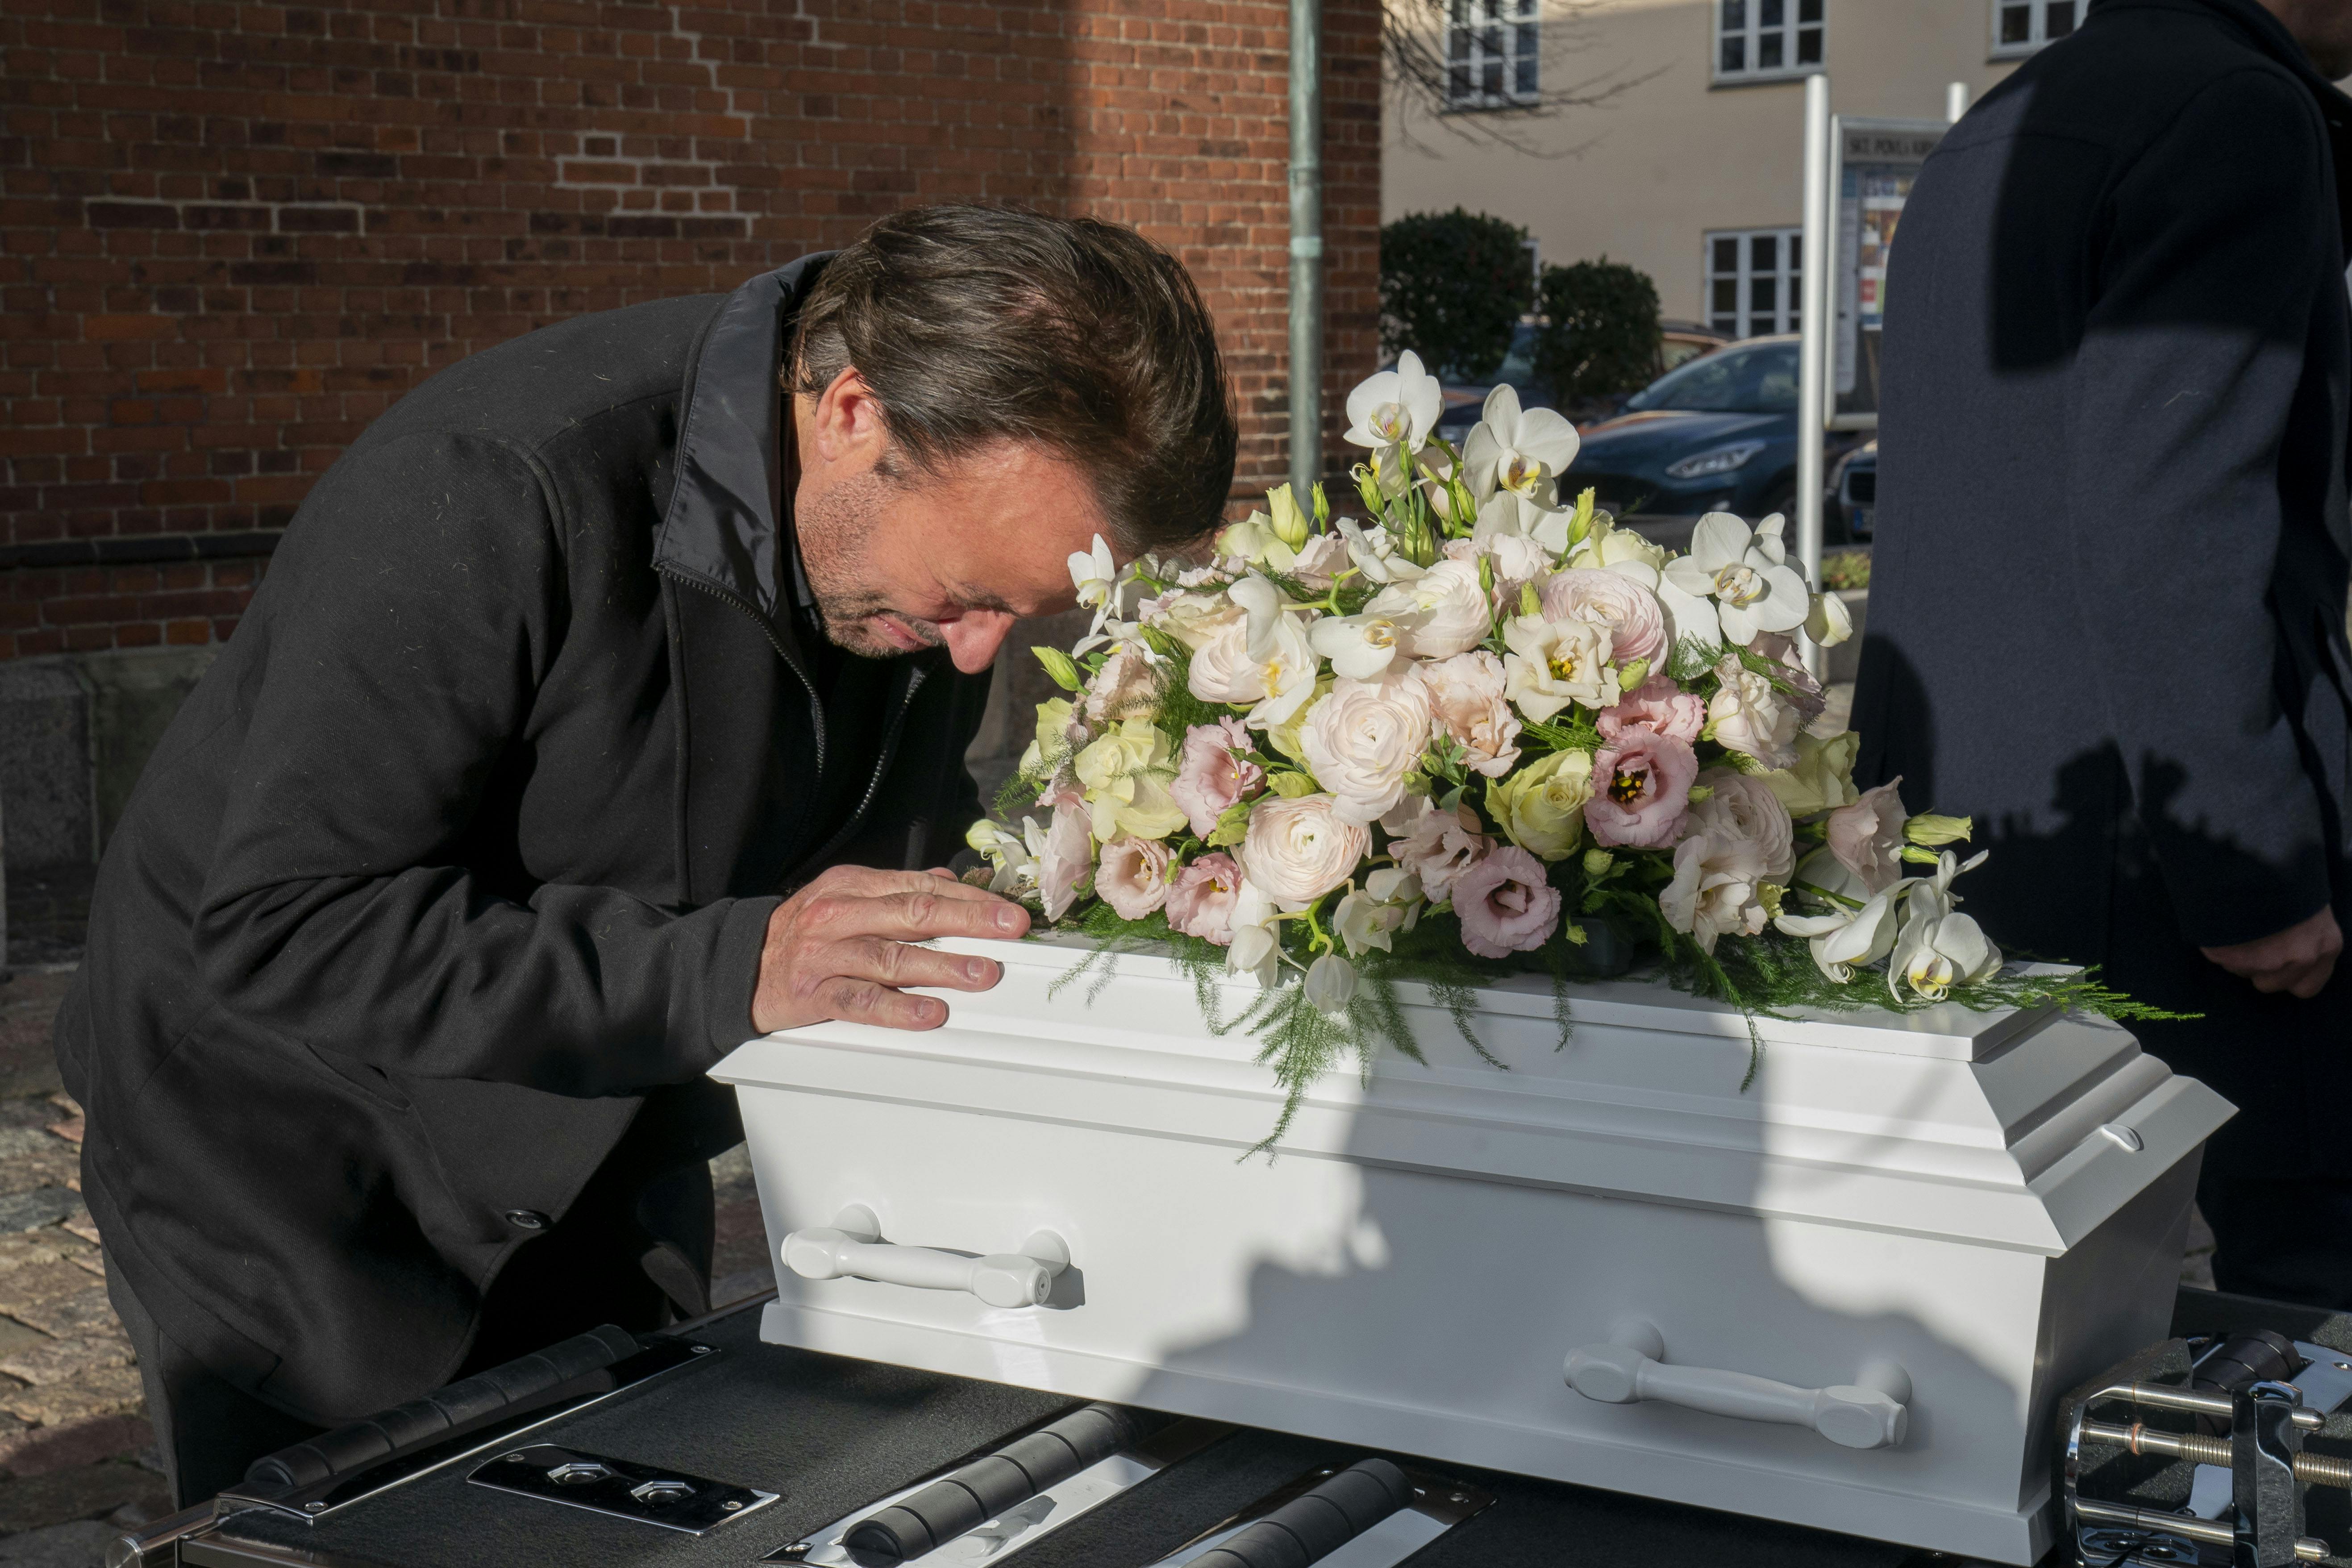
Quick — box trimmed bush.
[1534,258,1662,403]
[1378,209,1533,382]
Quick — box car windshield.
[1624,342,1798,413]
[1444,322,1538,387]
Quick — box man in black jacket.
[58,206,1237,1501]
[1856,0,2352,1299]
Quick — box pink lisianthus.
[1168,717,1266,838]
[1038,795,1094,921]
[1826,778,1909,894]
[1585,731,1698,848]
[1540,569,1670,666]
[1165,851,1245,944]
[1453,845,1562,959]
[1095,836,1172,921]
[1747,631,1828,725]
[1387,797,1495,905]
[1597,674,1706,745]
[1082,645,1159,725]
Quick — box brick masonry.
[0,0,1383,660]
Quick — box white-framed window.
[1705,227,1803,338]
[1990,0,2077,55]
[1714,0,1823,82]
[1446,0,1540,109]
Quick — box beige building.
[1383,0,2074,332]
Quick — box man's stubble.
[794,465,944,661]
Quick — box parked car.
[1832,440,1877,540]
[1432,321,1734,438]
[1561,336,1866,530]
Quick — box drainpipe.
[1288,0,1324,498]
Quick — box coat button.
[504,1210,549,1231]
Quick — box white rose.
[1298,669,1434,825]
[1659,829,1774,955]
[1368,557,1490,658]
[1143,589,1241,651]
[1686,767,1796,883]
[1419,650,1520,778]
[1706,655,1801,771]
[1239,793,1371,910]
[1502,613,1619,721]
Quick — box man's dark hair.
[790,205,1238,555]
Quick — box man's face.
[791,369,1115,675]
[2261,0,2352,77]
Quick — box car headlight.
[1664,441,1767,480]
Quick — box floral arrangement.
[967,351,2165,1135]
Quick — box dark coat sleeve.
[2063,71,2340,948]
[190,429,777,1094]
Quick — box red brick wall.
[0,0,1382,661]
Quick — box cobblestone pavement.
[0,964,773,1559]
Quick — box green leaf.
[1266,771,1320,799]
[1034,646,1083,692]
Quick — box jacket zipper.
[658,561,928,869]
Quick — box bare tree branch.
[1384,0,1670,159]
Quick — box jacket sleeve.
[2064,70,2340,949]
[191,429,778,1094]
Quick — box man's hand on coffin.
[2201,905,2343,1000]
[752,866,1031,1032]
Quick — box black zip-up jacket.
[55,256,991,1422]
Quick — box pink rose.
[1453,845,1562,959]
[1540,569,1670,666]
[1095,836,1172,921]
[1826,778,1908,894]
[1597,673,1706,745]
[1038,797,1094,922]
[1166,851,1245,944]
[1585,731,1698,848]
[1168,717,1265,838]
[1388,797,1493,905]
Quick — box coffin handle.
[1564,1319,1910,1450]
[782,1205,1070,1310]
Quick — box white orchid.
[1225,879,1285,986]
[1309,603,1429,681]
[966,816,1046,899]
[1304,952,1359,1016]
[1462,384,1580,540]
[1888,850,2001,1003]
[1187,581,1323,731]
[1333,515,1426,585]
[1659,512,1812,649]
[1344,351,1443,457]
[1068,534,1118,631]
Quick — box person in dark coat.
[56,205,1238,1502]
[1855,0,2352,1302]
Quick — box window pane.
[1720,35,1745,72]
[1750,233,1778,270]
[1999,3,2030,43]
[1750,276,1778,313]
[1721,0,1745,27]
[1797,0,1820,20]
[1788,232,1802,270]
[1515,45,1537,96]
[1795,26,1821,63]
[2048,0,2077,35]
[1713,237,1739,272]
[1760,0,1782,24]
[1759,31,1783,67]
[1712,279,1739,313]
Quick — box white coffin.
[711,933,2231,1563]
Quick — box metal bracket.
[1141,1460,1494,1568]
[765,1415,1231,1565]
[467,1444,778,1534]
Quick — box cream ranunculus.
[1761,730,1861,818]
[1539,569,1671,667]
[1685,766,1795,883]
[1239,793,1371,910]
[1705,654,1801,771]
[1365,557,1490,658]
[1487,748,1597,861]
[1420,650,1520,778]
[1298,669,1435,825]
[1502,614,1620,721]
[1658,829,1776,954]
[1071,719,1187,842]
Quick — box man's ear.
[805,366,891,470]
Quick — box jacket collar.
[651,254,833,638]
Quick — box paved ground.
[0,962,773,1560]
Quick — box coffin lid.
[711,933,2232,1257]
